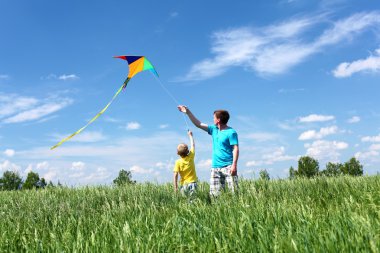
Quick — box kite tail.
[51,82,125,150]
[122,78,131,90]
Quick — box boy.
[173,130,197,196]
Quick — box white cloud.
[71,161,85,171]
[84,167,111,182]
[347,116,360,123]
[73,131,106,142]
[155,160,174,170]
[261,146,298,163]
[369,144,380,150]
[0,74,9,80]
[0,94,38,118]
[333,48,380,78]
[355,150,379,160]
[130,165,153,174]
[3,149,15,157]
[42,74,79,81]
[246,146,297,167]
[159,124,169,129]
[69,172,85,178]
[43,171,57,182]
[355,142,380,164]
[246,160,262,167]
[244,132,279,142]
[126,122,141,130]
[316,12,380,47]
[170,12,178,18]
[53,131,106,143]
[24,164,33,174]
[58,74,79,81]
[196,159,212,170]
[361,134,380,142]
[2,98,73,124]
[36,161,50,170]
[21,162,58,182]
[299,114,335,123]
[180,12,380,80]
[298,126,338,140]
[0,160,20,172]
[305,140,348,161]
[278,88,305,93]
[103,117,121,123]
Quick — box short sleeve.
[173,160,180,172]
[207,125,213,135]
[229,131,238,146]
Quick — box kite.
[51,56,159,150]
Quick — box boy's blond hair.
[177,143,189,157]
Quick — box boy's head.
[177,143,189,157]
[214,110,230,125]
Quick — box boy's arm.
[188,130,195,150]
[173,172,179,192]
[178,105,208,132]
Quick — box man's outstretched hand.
[177,105,188,114]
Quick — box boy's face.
[213,114,220,125]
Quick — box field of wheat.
[1,176,379,252]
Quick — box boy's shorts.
[180,182,197,196]
[210,165,238,196]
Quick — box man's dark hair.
[214,110,230,124]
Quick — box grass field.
[1,176,379,252]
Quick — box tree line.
[0,168,136,191]
[258,156,363,180]
[0,171,56,191]
[288,156,363,179]
[1,157,364,190]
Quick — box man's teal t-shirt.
[207,125,238,168]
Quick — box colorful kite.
[51,56,159,150]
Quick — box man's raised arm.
[177,105,208,132]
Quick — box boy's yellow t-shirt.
[174,147,197,185]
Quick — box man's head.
[177,143,189,157]
[213,110,230,125]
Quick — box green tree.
[113,169,136,186]
[298,156,319,178]
[341,157,363,176]
[23,171,41,190]
[289,166,297,179]
[322,162,343,177]
[38,178,47,188]
[259,169,270,180]
[1,170,23,191]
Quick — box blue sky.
[1,0,380,185]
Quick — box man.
[177,105,239,196]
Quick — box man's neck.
[218,124,228,130]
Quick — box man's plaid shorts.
[209,165,238,197]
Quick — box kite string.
[153,75,190,130]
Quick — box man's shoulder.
[208,124,217,134]
[227,127,237,134]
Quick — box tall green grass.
[1,176,379,252]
